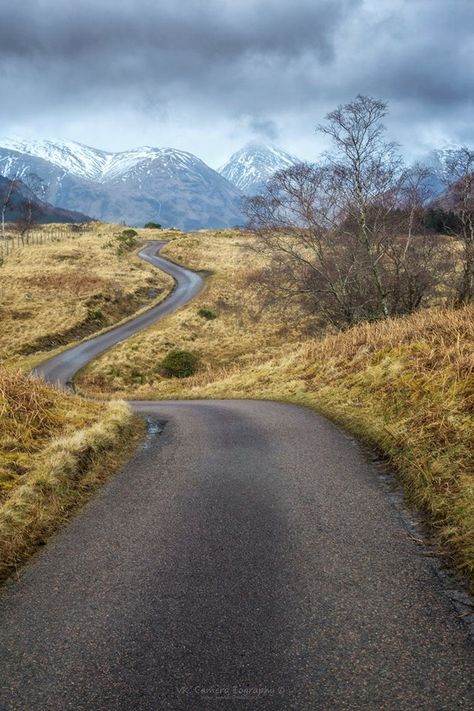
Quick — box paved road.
[1,243,473,710]
[33,241,204,387]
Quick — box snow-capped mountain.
[219,142,300,195]
[0,138,245,229]
[415,145,474,201]
[0,138,109,181]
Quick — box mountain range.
[0,139,300,229]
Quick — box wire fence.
[0,223,92,263]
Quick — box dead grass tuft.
[0,366,138,582]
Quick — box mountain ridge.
[0,138,245,229]
[218,142,300,195]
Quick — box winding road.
[33,241,204,387]
[1,242,473,710]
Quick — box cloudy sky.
[1,0,472,167]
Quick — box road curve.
[33,241,204,388]
[1,242,473,710]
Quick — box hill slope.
[0,367,136,582]
[0,176,90,224]
[0,224,173,364]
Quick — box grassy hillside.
[0,223,173,365]
[78,230,474,587]
[0,368,138,582]
[78,230,317,394]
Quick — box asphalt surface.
[1,243,473,710]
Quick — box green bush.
[144,222,162,229]
[88,309,103,321]
[114,229,138,254]
[159,350,199,378]
[130,369,144,383]
[197,308,218,320]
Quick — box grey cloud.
[0,0,472,164]
[248,118,279,141]
[0,0,357,61]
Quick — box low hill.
[0,367,136,582]
[0,176,90,224]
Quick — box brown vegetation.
[0,367,138,582]
[0,223,173,365]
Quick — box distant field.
[0,223,173,366]
[77,230,474,589]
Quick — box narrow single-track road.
[33,241,204,386]
[0,242,473,710]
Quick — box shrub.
[144,222,162,229]
[198,308,218,320]
[159,349,198,378]
[114,229,138,254]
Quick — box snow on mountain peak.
[0,138,205,184]
[219,143,300,194]
[0,137,110,181]
[0,136,246,229]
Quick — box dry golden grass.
[78,230,474,587]
[77,230,318,395]
[0,366,138,582]
[0,223,173,365]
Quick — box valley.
[0,233,473,710]
[1,1,473,708]
[77,230,474,591]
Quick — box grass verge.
[0,368,141,583]
[162,306,474,584]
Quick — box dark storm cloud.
[0,0,354,61]
[0,0,360,131]
[0,0,472,161]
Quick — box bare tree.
[317,95,406,318]
[383,164,449,313]
[13,174,45,245]
[438,146,474,304]
[245,163,365,326]
[1,177,20,235]
[244,97,448,327]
